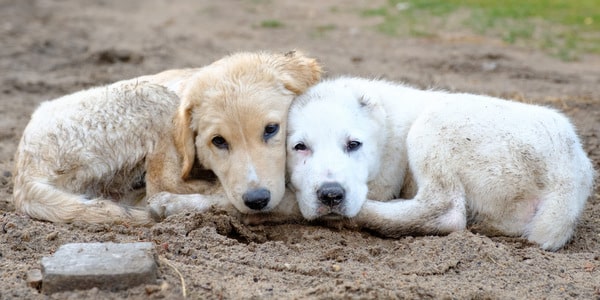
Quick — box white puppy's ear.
[273,50,322,95]
[358,94,378,110]
[358,94,386,128]
[173,100,196,180]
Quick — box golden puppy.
[12,51,322,225]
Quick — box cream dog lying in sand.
[285,77,594,251]
[12,51,321,225]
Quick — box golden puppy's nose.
[243,188,270,210]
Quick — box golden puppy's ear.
[276,50,322,95]
[173,101,196,180]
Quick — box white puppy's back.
[405,92,594,249]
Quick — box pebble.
[331,264,341,272]
[26,269,43,290]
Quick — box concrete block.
[41,242,157,294]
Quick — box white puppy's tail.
[525,158,594,251]
[12,177,153,225]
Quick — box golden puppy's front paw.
[147,192,173,222]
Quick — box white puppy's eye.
[346,140,362,152]
[212,136,229,150]
[293,142,307,151]
[263,123,279,141]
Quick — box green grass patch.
[311,24,338,38]
[260,19,284,28]
[361,0,600,60]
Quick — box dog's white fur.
[286,77,595,250]
[13,51,321,225]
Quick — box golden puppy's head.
[175,50,321,213]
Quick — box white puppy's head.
[287,78,385,220]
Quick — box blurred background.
[363,0,599,61]
[2,0,599,172]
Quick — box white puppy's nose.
[317,182,345,207]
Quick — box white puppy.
[286,77,595,251]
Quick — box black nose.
[243,188,270,210]
[317,182,345,207]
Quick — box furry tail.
[12,177,153,225]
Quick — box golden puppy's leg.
[147,189,234,221]
[12,175,153,225]
[145,139,220,196]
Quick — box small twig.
[160,256,187,298]
[486,254,505,268]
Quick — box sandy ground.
[1,0,599,299]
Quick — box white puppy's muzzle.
[316,182,345,207]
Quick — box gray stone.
[41,242,157,294]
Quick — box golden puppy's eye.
[263,123,279,141]
[212,136,229,150]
